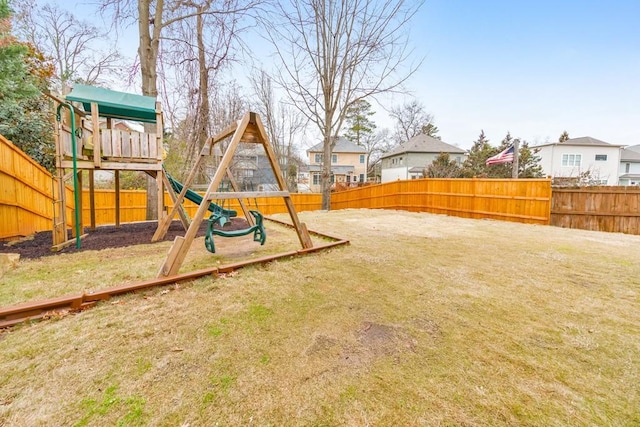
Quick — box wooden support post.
[73,171,84,237]
[89,169,96,230]
[115,170,120,228]
[91,102,101,168]
[162,173,190,231]
[157,167,164,222]
[158,113,252,277]
[255,113,313,249]
[152,155,205,242]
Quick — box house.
[380,134,466,182]
[306,138,367,192]
[619,145,640,186]
[535,137,623,185]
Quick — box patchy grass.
[1,209,640,425]
[0,221,323,307]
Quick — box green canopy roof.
[65,84,157,123]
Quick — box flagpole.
[512,139,519,179]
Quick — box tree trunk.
[138,0,161,220]
[196,7,210,160]
[321,133,332,210]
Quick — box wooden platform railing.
[61,128,161,161]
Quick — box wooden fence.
[0,135,73,239]
[332,178,552,224]
[551,186,640,235]
[81,190,323,225]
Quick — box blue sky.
[403,0,640,148]
[41,0,639,149]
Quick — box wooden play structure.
[51,85,165,250]
[155,111,314,277]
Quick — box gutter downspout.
[56,103,82,249]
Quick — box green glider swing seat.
[204,210,266,253]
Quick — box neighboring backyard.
[1,209,639,426]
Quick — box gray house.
[619,145,640,186]
[380,134,466,182]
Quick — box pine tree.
[461,130,494,177]
[343,99,376,146]
[421,122,440,139]
[424,152,462,178]
[559,131,570,142]
[518,140,544,178]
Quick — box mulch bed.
[0,218,250,260]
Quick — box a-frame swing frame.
[156,112,313,277]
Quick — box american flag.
[486,144,515,165]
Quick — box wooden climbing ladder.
[156,112,313,277]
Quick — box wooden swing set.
[154,111,313,277]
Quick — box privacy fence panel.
[0,135,57,239]
[551,186,640,235]
[79,191,324,226]
[331,178,552,225]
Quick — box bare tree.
[162,0,257,169]
[99,0,258,218]
[389,100,436,145]
[251,70,306,191]
[264,0,424,209]
[13,0,123,93]
[362,128,392,180]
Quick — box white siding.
[381,167,408,182]
[537,145,621,185]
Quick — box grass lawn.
[1,209,639,426]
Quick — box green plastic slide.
[164,171,237,218]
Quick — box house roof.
[307,138,367,154]
[621,147,640,161]
[536,136,624,148]
[66,84,157,123]
[627,144,640,152]
[619,174,640,179]
[381,134,465,159]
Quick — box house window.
[332,154,337,163]
[352,175,357,182]
[312,173,320,185]
[455,156,462,165]
[399,156,403,165]
[595,154,607,161]
[626,163,630,173]
[330,174,335,183]
[359,173,364,182]
[561,154,582,167]
[314,153,323,163]
[359,154,365,164]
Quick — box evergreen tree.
[518,141,544,178]
[424,152,462,178]
[343,99,376,146]
[559,130,570,142]
[461,130,494,177]
[421,122,440,139]
[0,0,54,171]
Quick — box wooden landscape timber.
[0,219,349,329]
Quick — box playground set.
[0,86,348,328]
